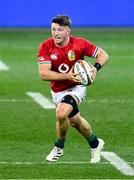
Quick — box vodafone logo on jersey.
[58,63,69,73]
[50,54,57,60]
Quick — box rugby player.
[37,15,109,163]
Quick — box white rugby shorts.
[51,85,86,105]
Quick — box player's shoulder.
[38,37,54,52]
[70,35,87,44]
[40,37,54,46]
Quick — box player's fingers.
[70,74,80,82]
[74,75,81,82]
[73,72,78,76]
[91,71,97,81]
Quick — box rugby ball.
[73,60,93,86]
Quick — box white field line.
[0,98,32,102]
[26,92,55,109]
[0,60,9,70]
[84,99,134,103]
[0,161,134,165]
[0,98,134,103]
[0,161,96,165]
[101,151,134,176]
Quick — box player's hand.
[90,66,97,82]
[66,67,81,82]
[88,62,97,82]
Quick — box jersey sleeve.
[37,40,52,64]
[82,38,99,58]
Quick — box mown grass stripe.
[0,151,134,176]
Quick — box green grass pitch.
[0,28,134,179]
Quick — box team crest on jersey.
[50,54,57,60]
[67,50,75,61]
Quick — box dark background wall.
[0,0,134,27]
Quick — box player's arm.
[94,48,109,71]
[83,39,108,72]
[38,63,80,82]
[89,48,109,81]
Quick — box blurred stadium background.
[0,0,134,27]
[0,0,134,179]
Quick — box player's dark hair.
[51,15,71,28]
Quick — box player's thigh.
[64,85,86,105]
[51,85,86,105]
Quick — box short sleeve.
[37,41,52,64]
[83,39,99,58]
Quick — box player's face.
[51,23,70,46]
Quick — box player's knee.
[56,107,68,120]
[60,95,79,118]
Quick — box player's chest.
[49,46,83,67]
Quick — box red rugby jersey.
[38,36,98,92]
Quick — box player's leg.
[69,113,92,136]
[55,102,72,140]
[55,94,79,147]
[69,114,104,163]
[67,85,104,163]
[46,94,78,162]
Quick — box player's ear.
[67,27,70,35]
